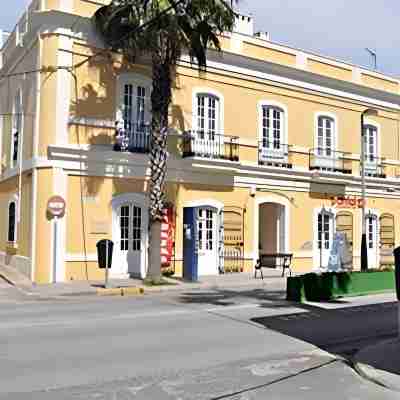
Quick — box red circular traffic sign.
[47,195,66,218]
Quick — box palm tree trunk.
[147,54,171,280]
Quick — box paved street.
[0,288,398,399]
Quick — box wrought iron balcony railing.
[363,155,387,178]
[114,123,151,153]
[309,148,352,174]
[182,130,239,162]
[258,141,292,168]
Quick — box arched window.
[195,93,220,139]
[317,115,335,157]
[8,202,16,243]
[261,105,284,150]
[11,91,22,167]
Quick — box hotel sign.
[331,196,365,209]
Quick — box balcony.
[309,148,352,174]
[182,131,239,162]
[258,141,292,168]
[114,123,150,153]
[363,156,387,178]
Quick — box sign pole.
[53,215,58,283]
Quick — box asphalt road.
[0,288,398,399]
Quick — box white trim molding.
[183,198,224,211]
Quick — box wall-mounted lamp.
[250,185,256,197]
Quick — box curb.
[353,362,400,392]
[96,287,144,296]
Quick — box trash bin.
[96,239,114,269]
[393,246,400,300]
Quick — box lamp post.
[360,108,378,272]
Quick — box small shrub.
[336,271,351,293]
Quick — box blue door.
[183,207,198,281]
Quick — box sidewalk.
[18,270,286,299]
[355,337,400,392]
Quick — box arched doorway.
[258,203,286,255]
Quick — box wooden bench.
[254,253,293,279]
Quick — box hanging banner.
[160,206,175,267]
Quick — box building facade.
[0,0,400,283]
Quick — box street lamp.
[360,108,379,272]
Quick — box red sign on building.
[331,196,365,209]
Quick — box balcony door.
[195,94,222,157]
[315,115,337,169]
[116,74,151,152]
[259,105,286,162]
[364,124,378,173]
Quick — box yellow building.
[0,0,399,284]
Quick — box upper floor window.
[195,94,220,139]
[8,201,16,243]
[123,84,148,133]
[261,105,284,149]
[116,74,151,152]
[317,115,335,157]
[363,124,378,162]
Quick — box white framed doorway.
[112,193,148,278]
[313,207,335,270]
[365,212,379,269]
[196,207,219,276]
[183,199,224,276]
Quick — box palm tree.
[94,0,237,280]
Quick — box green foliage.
[335,272,351,293]
[286,270,394,302]
[93,0,236,68]
[286,276,304,302]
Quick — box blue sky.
[2,0,400,76]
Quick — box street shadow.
[177,288,293,309]
[250,301,398,357]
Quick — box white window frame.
[258,100,288,162]
[363,119,381,165]
[11,89,23,169]
[192,88,224,135]
[115,73,152,133]
[314,112,338,155]
[258,100,288,146]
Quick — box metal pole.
[361,112,368,271]
[53,216,58,283]
[105,241,109,289]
